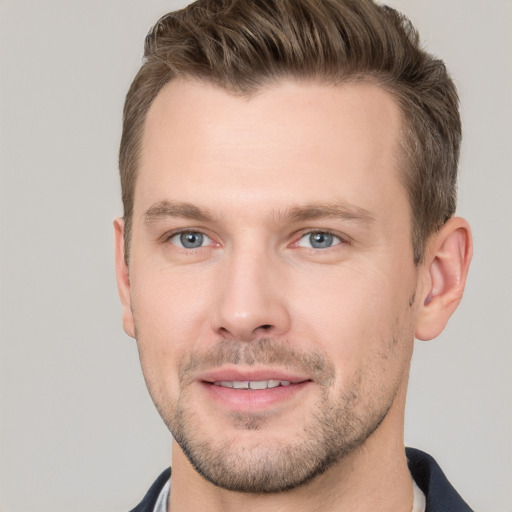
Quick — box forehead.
[136,78,406,223]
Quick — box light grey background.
[0,1,510,511]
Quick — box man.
[114,1,473,511]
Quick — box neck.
[168,391,413,512]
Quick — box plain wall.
[0,1,511,511]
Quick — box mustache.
[178,338,336,386]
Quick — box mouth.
[211,379,294,389]
[198,370,313,412]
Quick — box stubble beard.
[150,338,399,494]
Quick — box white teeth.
[213,380,294,389]
[249,381,268,390]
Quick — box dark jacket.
[406,447,474,512]
[129,447,474,512]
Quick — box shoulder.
[129,468,171,512]
[406,447,474,512]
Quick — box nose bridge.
[211,240,290,340]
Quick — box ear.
[415,217,472,341]
[114,218,135,339]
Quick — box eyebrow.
[275,203,376,224]
[143,200,375,225]
[144,201,213,225]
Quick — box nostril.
[260,324,272,330]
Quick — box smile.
[213,380,292,389]
[200,373,313,412]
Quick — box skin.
[115,79,472,512]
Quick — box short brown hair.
[119,0,461,264]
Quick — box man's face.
[118,79,423,492]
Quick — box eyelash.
[164,229,347,251]
[166,230,215,250]
[293,230,346,250]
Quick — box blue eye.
[298,231,340,249]
[169,231,211,249]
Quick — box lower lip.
[201,381,312,412]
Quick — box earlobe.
[114,218,136,339]
[415,217,473,341]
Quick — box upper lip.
[199,367,311,384]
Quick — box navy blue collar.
[406,447,474,512]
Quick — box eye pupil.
[310,232,333,248]
[180,232,204,248]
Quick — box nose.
[210,247,291,341]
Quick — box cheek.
[292,262,415,369]
[129,268,215,386]
[132,263,213,331]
